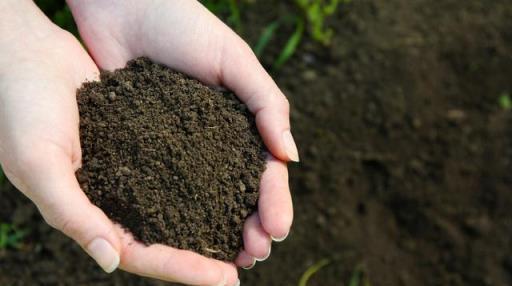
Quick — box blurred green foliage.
[298,258,330,286]
[254,0,349,69]
[254,16,304,70]
[298,260,371,286]
[201,0,243,33]
[35,0,78,36]
[499,93,511,110]
[348,265,371,286]
[296,0,349,45]
[273,17,304,69]
[0,223,27,250]
[35,0,348,70]
[254,21,281,58]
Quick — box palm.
[0,30,96,194]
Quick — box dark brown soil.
[1,0,512,285]
[76,58,266,261]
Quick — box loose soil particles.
[1,0,512,285]
[76,58,266,261]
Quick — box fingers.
[242,213,272,261]
[15,146,121,273]
[258,157,293,240]
[119,238,238,286]
[216,261,239,286]
[235,250,256,269]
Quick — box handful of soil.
[76,58,266,261]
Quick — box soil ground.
[1,0,511,285]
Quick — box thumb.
[13,147,121,273]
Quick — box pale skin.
[0,0,298,286]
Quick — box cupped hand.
[69,0,298,282]
[0,0,297,285]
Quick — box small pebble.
[446,109,466,122]
[108,91,117,101]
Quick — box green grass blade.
[228,0,242,32]
[324,0,341,15]
[349,265,371,286]
[0,223,27,249]
[7,229,27,249]
[0,224,8,249]
[253,21,280,58]
[273,18,305,70]
[298,259,330,286]
[499,93,511,110]
[348,268,361,286]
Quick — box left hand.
[66,0,297,285]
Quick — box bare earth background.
[1,0,511,285]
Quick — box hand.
[69,0,297,264]
[68,0,297,281]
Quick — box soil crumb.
[76,57,266,261]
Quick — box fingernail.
[255,245,271,262]
[234,279,241,286]
[282,130,299,162]
[86,238,120,273]
[271,231,289,242]
[242,257,256,270]
[215,273,227,286]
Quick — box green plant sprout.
[0,223,27,250]
[349,264,372,286]
[298,259,371,286]
[227,0,242,32]
[295,0,349,45]
[498,93,511,110]
[253,16,305,70]
[254,21,281,58]
[273,17,305,69]
[254,0,350,69]
[298,258,331,286]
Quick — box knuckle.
[41,209,65,230]
[42,210,81,242]
[239,40,255,58]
